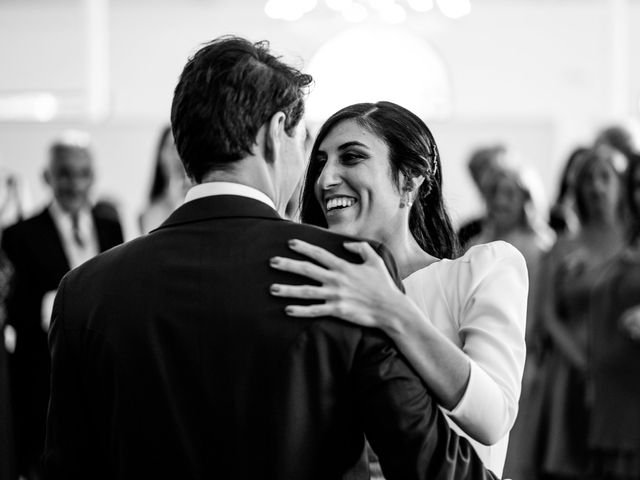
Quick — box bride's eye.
[315,153,328,167]
[341,151,365,164]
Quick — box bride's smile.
[313,118,406,242]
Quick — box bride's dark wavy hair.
[300,101,460,259]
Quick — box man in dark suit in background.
[1,132,124,480]
[43,36,496,480]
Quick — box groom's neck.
[199,156,279,209]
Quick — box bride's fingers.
[269,256,332,283]
[270,284,332,300]
[343,241,383,266]
[283,303,334,318]
[288,239,347,270]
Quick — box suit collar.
[153,195,283,231]
[38,207,71,272]
[184,182,276,210]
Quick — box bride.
[269,101,527,478]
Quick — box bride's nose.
[317,158,341,190]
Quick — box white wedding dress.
[402,241,528,478]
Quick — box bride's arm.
[270,239,527,445]
[378,243,527,445]
[380,296,472,411]
[444,243,528,444]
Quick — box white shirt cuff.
[441,359,507,442]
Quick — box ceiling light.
[436,0,471,19]
[343,3,368,22]
[379,3,406,23]
[325,0,352,11]
[407,0,433,13]
[268,0,471,22]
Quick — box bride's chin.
[326,221,351,235]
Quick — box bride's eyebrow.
[338,141,368,151]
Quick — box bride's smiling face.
[313,119,404,240]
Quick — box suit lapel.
[39,208,71,273]
[92,212,120,252]
[93,215,108,252]
[153,195,284,232]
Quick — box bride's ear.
[410,175,425,192]
[400,174,425,193]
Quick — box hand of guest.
[41,290,57,332]
[3,324,16,354]
[619,305,640,342]
[269,239,405,329]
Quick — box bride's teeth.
[326,197,356,211]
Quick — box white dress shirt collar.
[48,200,99,269]
[183,182,276,211]
[49,199,93,230]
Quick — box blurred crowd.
[458,125,640,480]
[1,121,640,479]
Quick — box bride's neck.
[380,228,439,280]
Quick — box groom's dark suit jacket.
[43,195,495,480]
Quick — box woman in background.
[269,101,527,478]
[139,125,191,233]
[467,162,554,354]
[457,144,508,249]
[587,152,640,480]
[466,162,555,307]
[536,145,628,480]
[548,147,588,236]
[467,164,555,480]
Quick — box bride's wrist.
[376,290,413,336]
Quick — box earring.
[399,189,413,208]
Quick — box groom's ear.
[264,111,286,164]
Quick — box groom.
[43,36,495,480]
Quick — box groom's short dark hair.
[171,35,313,183]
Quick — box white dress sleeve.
[442,241,528,445]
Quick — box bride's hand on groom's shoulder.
[269,239,404,329]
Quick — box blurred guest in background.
[0,232,16,480]
[0,164,26,480]
[94,196,124,225]
[587,152,640,480]
[595,124,638,161]
[466,163,555,270]
[535,145,628,480]
[548,147,588,236]
[0,131,124,480]
[457,144,507,248]
[0,166,29,230]
[466,160,555,356]
[466,163,555,480]
[465,161,555,341]
[139,125,190,233]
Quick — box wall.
[0,0,639,237]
